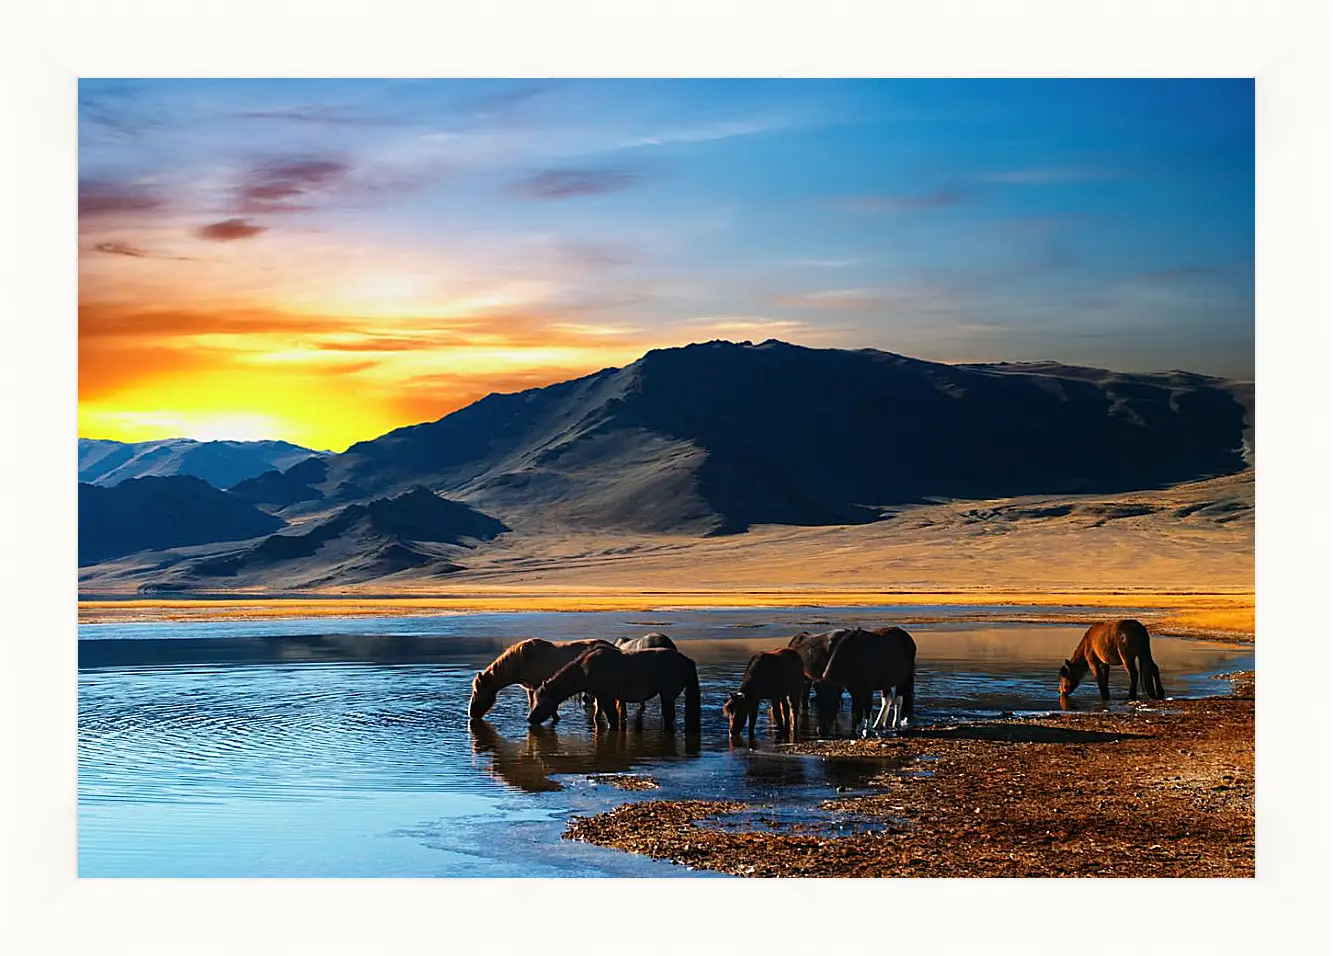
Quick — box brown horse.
[786,628,850,716]
[723,648,806,739]
[1059,619,1165,701]
[529,645,702,733]
[580,633,679,723]
[468,638,614,721]
[817,626,917,736]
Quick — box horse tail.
[1148,661,1165,700]
[683,658,701,733]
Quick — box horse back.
[1081,619,1152,666]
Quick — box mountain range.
[78,437,328,489]
[77,340,1253,586]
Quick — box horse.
[816,626,917,737]
[723,647,806,739]
[1059,619,1165,701]
[786,628,851,717]
[529,645,702,734]
[468,638,615,721]
[579,633,679,723]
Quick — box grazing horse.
[786,628,851,717]
[580,633,679,723]
[468,638,614,721]
[816,627,917,737]
[723,648,806,739]
[529,645,702,734]
[1059,619,1165,701]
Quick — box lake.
[78,606,1253,877]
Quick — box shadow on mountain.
[78,476,287,565]
[185,486,508,584]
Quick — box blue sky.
[79,79,1254,448]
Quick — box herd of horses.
[467,618,1165,739]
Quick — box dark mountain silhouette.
[183,486,509,585]
[229,455,330,509]
[78,437,329,489]
[78,476,288,565]
[276,340,1250,535]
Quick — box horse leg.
[659,693,675,733]
[748,700,759,738]
[874,691,893,730]
[1094,663,1111,702]
[1124,659,1139,701]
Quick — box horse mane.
[479,638,547,686]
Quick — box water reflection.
[470,719,700,793]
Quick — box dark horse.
[723,647,806,739]
[529,645,702,733]
[816,626,916,737]
[468,638,614,721]
[1059,619,1164,701]
[786,628,850,717]
[580,633,678,723]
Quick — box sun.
[176,414,287,443]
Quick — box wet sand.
[564,673,1254,877]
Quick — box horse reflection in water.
[469,719,694,793]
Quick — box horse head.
[1058,659,1080,697]
[812,679,843,736]
[723,692,750,736]
[469,671,499,719]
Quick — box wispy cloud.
[776,288,883,310]
[234,157,351,214]
[78,180,167,219]
[228,107,400,127]
[90,240,193,261]
[197,218,266,242]
[829,187,968,214]
[513,167,645,200]
[618,119,780,150]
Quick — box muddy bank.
[564,674,1254,877]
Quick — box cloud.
[197,218,266,241]
[793,257,864,268]
[89,240,193,261]
[78,180,167,218]
[92,240,149,258]
[513,167,644,200]
[618,119,778,149]
[829,187,968,214]
[775,288,883,310]
[229,107,398,127]
[235,158,351,214]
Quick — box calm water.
[78,607,1252,877]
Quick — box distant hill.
[78,476,288,565]
[172,486,509,588]
[269,340,1251,535]
[78,437,329,489]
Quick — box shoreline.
[564,672,1255,877]
[76,589,1255,641]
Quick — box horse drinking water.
[816,626,917,737]
[529,645,702,733]
[580,633,678,725]
[723,647,806,739]
[468,638,614,722]
[1059,619,1165,701]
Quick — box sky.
[78,79,1255,452]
